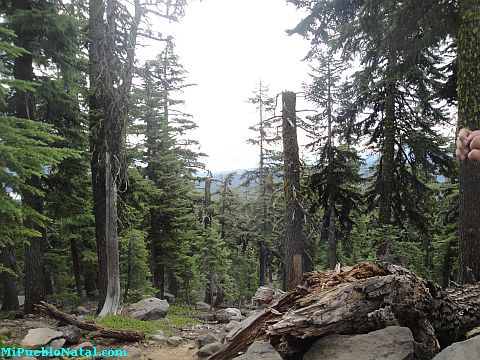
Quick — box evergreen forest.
[1,1,480,358]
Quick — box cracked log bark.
[210,262,480,360]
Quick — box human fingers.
[465,129,480,144]
[470,133,480,151]
[468,149,480,162]
[456,148,469,160]
[458,128,472,142]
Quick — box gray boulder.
[125,298,169,320]
[225,320,241,333]
[195,332,222,348]
[433,336,480,360]
[303,326,414,360]
[72,306,89,316]
[167,336,183,347]
[155,291,176,304]
[20,328,64,349]
[57,325,82,343]
[252,287,285,306]
[123,346,143,360]
[233,341,282,360]
[195,301,210,311]
[197,342,223,358]
[215,308,242,323]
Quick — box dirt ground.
[143,342,198,360]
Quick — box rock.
[57,325,82,343]
[195,332,222,348]
[303,326,414,360]
[233,341,282,360]
[155,291,176,304]
[252,287,285,306]
[49,338,66,350]
[167,336,183,347]
[215,308,242,323]
[20,328,64,350]
[73,341,94,352]
[225,320,241,333]
[152,332,166,345]
[196,342,223,358]
[432,336,480,360]
[0,326,12,337]
[72,306,89,316]
[195,301,210,311]
[125,298,169,320]
[124,346,143,360]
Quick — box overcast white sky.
[139,0,312,172]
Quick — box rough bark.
[282,91,303,291]
[1,246,20,311]
[89,0,141,315]
[35,301,145,341]
[70,238,84,299]
[457,0,480,284]
[258,81,267,287]
[10,0,47,315]
[211,262,480,360]
[377,54,396,250]
[327,204,337,269]
[326,62,337,271]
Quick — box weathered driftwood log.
[35,301,145,341]
[211,261,480,360]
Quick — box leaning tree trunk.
[282,91,303,291]
[1,246,20,311]
[211,262,480,360]
[457,0,480,284]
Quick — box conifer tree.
[305,51,363,269]
[0,26,73,311]
[131,37,200,300]
[289,0,454,260]
[247,82,277,286]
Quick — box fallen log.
[211,261,480,360]
[35,301,145,341]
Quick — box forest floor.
[1,299,227,360]
[143,342,197,360]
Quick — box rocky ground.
[0,299,245,360]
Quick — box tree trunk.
[1,246,19,311]
[327,203,337,269]
[84,270,96,299]
[282,91,303,291]
[89,0,141,315]
[377,52,397,257]
[10,0,47,315]
[71,238,84,299]
[258,81,267,287]
[167,269,178,297]
[457,0,480,284]
[124,238,133,303]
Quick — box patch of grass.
[93,304,202,338]
[97,315,164,335]
[165,304,202,328]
